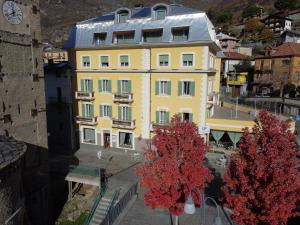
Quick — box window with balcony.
[117,80,131,94]
[100,105,112,118]
[114,31,135,44]
[80,79,93,92]
[155,80,171,95]
[82,103,94,117]
[83,128,95,144]
[119,55,129,67]
[182,54,194,67]
[119,132,132,148]
[81,56,91,68]
[172,27,189,41]
[100,56,109,67]
[118,106,131,121]
[178,81,195,96]
[94,33,106,45]
[156,111,169,124]
[98,79,111,93]
[142,29,163,43]
[158,54,169,67]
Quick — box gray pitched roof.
[65,4,216,49]
[0,136,26,170]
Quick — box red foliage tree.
[136,115,212,216]
[222,110,300,225]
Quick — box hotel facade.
[66,3,222,150]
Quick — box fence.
[100,182,138,225]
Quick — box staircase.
[89,189,120,225]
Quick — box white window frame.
[120,79,130,94]
[101,79,110,93]
[82,78,93,92]
[157,53,170,68]
[158,111,168,124]
[81,126,97,145]
[101,104,111,118]
[81,55,91,68]
[180,52,195,67]
[120,105,130,121]
[209,54,215,69]
[99,55,110,68]
[182,81,191,96]
[117,130,134,149]
[159,80,168,95]
[119,54,130,68]
[82,103,93,117]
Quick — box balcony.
[76,116,97,126]
[113,93,133,103]
[112,118,135,130]
[151,122,169,131]
[75,91,95,100]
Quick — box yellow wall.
[150,73,204,125]
[76,49,143,70]
[213,57,221,93]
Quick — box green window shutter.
[128,80,132,93]
[101,56,108,64]
[117,80,121,93]
[166,112,170,123]
[128,107,132,121]
[100,105,103,117]
[98,80,102,92]
[109,106,112,118]
[190,81,195,96]
[183,54,193,61]
[90,104,94,117]
[80,79,84,91]
[90,80,93,92]
[118,106,121,120]
[108,80,112,92]
[167,81,171,95]
[189,113,193,122]
[156,111,159,123]
[155,81,159,95]
[178,81,182,96]
[178,112,183,121]
[82,104,85,116]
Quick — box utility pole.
[235,96,239,119]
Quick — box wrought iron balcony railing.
[75,91,95,100]
[76,116,97,126]
[112,118,135,129]
[113,93,133,103]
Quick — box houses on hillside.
[253,42,300,96]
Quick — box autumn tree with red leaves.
[222,110,300,225]
[136,115,212,216]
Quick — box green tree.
[260,28,274,41]
[274,0,296,10]
[242,5,262,18]
[216,12,233,24]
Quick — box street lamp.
[184,192,223,225]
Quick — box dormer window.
[154,6,167,20]
[116,9,130,23]
[172,27,189,41]
[113,31,135,44]
[94,33,107,45]
[142,29,163,43]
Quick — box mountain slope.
[39,0,277,46]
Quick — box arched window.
[153,5,167,20]
[116,9,130,23]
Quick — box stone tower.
[0,0,49,224]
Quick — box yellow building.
[65,3,232,150]
[226,72,248,97]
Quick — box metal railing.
[100,183,138,225]
[84,189,105,225]
[76,116,98,125]
[151,122,169,130]
[113,93,133,102]
[112,118,135,129]
[75,91,95,100]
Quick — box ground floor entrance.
[103,132,110,148]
